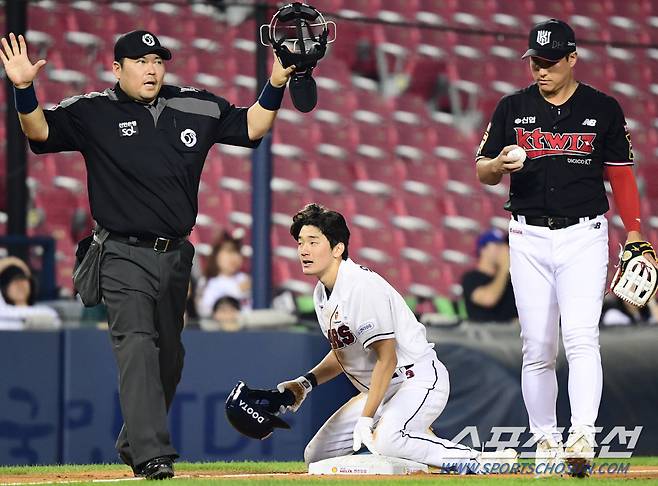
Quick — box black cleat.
[135,456,174,480]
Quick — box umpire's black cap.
[114,30,172,61]
[522,19,576,62]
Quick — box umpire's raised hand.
[269,55,295,88]
[1,32,49,141]
[0,33,47,88]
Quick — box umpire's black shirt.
[476,83,634,217]
[30,84,259,238]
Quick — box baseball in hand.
[508,146,526,164]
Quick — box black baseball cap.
[522,19,576,62]
[114,30,172,61]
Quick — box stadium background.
[1,0,657,466]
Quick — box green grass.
[1,459,657,485]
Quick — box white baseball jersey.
[313,258,435,392]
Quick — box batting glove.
[353,416,378,454]
[276,375,313,413]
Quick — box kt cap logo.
[536,30,551,46]
[180,128,197,148]
[142,33,155,46]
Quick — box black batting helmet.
[225,382,292,440]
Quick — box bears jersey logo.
[327,325,355,349]
[514,128,596,159]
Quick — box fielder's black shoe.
[135,456,175,480]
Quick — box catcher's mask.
[225,381,291,440]
[260,2,336,112]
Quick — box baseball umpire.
[1,30,294,478]
[475,19,657,476]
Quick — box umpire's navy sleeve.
[29,102,86,154]
[213,96,262,148]
[476,96,509,160]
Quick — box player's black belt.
[513,214,598,230]
[108,233,186,252]
[392,364,414,379]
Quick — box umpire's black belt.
[513,214,597,230]
[108,233,186,252]
[392,364,414,379]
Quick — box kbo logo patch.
[142,33,155,46]
[180,128,197,147]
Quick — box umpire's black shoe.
[135,456,175,480]
[118,451,140,477]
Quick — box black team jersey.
[476,83,634,217]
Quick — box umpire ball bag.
[260,2,336,112]
[225,381,292,440]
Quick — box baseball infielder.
[276,203,515,472]
[476,19,656,475]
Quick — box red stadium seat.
[405,257,449,297]
[312,156,358,189]
[381,24,421,51]
[307,189,356,221]
[377,0,420,22]
[532,1,575,23]
[273,156,311,188]
[399,191,444,224]
[317,120,360,157]
[611,0,653,17]
[356,121,398,159]
[272,189,312,221]
[454,0,498,30]
[354,156,405,190]
[417,0,458,26]
[149,3,195,39]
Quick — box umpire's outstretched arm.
[246,56,295,140]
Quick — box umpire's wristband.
[14,83,39,114]
[304,372,318,389]
[258,81,285,111]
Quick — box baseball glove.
[610,240,658,307]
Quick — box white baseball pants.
[508,215,608,440]
[304,357,477,467]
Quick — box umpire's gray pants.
[100,238,194,467]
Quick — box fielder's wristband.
[14,83,39,114]
[304,372,318,389]
[258,81,285,111]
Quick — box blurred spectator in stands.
[198,295,242,332]
[212,296,242,331]
[0,256,60,329]
[353,40,378,81]
[601,293,656,326]
[198,232,251,317]
[461,229,518,323]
